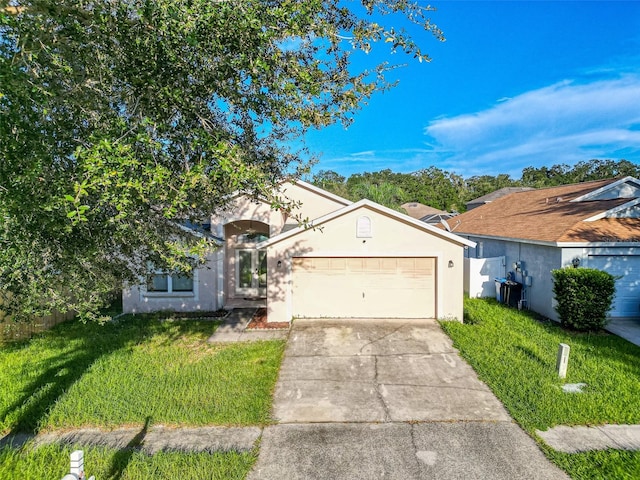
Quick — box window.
[235,233,269,244]
[147,272,195,294]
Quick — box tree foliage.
[311,159,639,213]
[0,0,444,320]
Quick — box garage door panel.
[292,257,435,319]
[588,256,640,318]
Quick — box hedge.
[551,267,616,331]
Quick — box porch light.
[571,257,581,268]
[277,260,282,269]
[448,260,454,268]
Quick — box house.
[123,181,475,322]
[452,177,640,321]
[401,202,457,225]
[465,187,534,211]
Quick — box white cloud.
[424,75,640,176]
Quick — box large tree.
[0,1,443,320]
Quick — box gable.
[572,176,640,202]
[262,200,475,251]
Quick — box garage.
[588,254,640,318]
[292,256,436,318]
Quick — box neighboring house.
[452,177,640,321]
[124,181,475,322]
[401,202,457,225]
[465,187,534,211]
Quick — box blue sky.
[303,1,640,179]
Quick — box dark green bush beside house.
[551,267,616,331]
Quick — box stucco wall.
[266,206,466,323]
[463,236,564,321]
[122,250,220,314]
[278,182,350,224]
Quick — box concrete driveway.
[249,319,569,480]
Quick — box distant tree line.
[309,159,639,212]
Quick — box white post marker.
[556,343,570,379]
[70,450,84,477]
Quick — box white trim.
[583,198,640,221]
[570,176,639,202]
[258,199,476,249]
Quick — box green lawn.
[440,297,640,480]
[0,313,284,479]
[0,314,285,434]
[0,443,256,480]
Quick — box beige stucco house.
[123,181,474,322]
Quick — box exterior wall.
[278,182,350,224]
[266,206,466,323]
[463,235,563,321]
[212,197,286,237]
[211,182,349,237]
[122,250,220,314]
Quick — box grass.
[0,314,285,434]
[0,443,256,480]
[440,297,640,479]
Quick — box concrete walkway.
[207,308,289,343]
[1,426,260,454]
[606,317,640,347]
[249,319,569,480]
[537,424,640,453]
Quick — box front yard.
[441,297,640,480]
[0,314,285,479]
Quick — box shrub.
[551,267,616,331]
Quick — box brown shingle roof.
[401,202,448,219]
[466,187,535,208]
[453,179,640,243]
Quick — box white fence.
[464,256,506,299]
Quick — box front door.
[236,249,267,298]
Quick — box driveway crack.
[374,355,391,422]
[358,324,407,354]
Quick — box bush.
[551,267,616,331]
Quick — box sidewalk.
[206,308,288,343]
[537,424,640,453]
[1,426,261,454]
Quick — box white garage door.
[292,257,435,319]
[588,255,640,318]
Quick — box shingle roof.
[452,179,640,243]
[401,202,448,219]
[466,187,535,208]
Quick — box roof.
[451,177,640,244]
[466,187,535,208]
[258,199,476,249]
[401,202,449,219]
